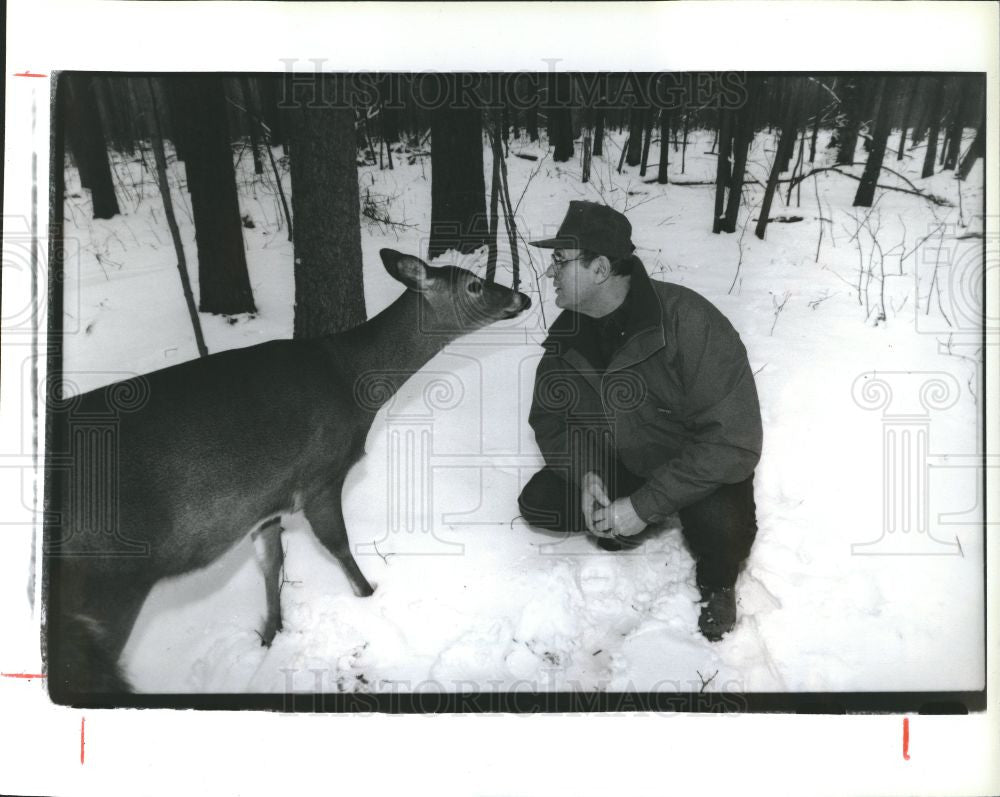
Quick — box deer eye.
[467,280,483,295]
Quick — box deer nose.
[504,293,531,317]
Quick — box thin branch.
[786,164,951,206]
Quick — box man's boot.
[698,585,736,641]
[595,535,643,552]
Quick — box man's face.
[544,249,598,311]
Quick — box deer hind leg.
[49,567,153,698]
[303,481,375,597]
[252,518,285,647]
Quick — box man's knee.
[518,468,577,532]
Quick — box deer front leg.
[303,482,375,597]
[252,518,285,647]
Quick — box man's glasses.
[550,253,588,268]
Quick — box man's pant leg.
[517,463,646,534]
[678,475,758,590]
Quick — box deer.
[45,248,531,700]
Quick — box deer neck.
[321,290,456,414]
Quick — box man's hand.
[592,497,647,538]
[581,472,611,535]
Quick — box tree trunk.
[593,108,604,157]
[896,77,914,161]
[680,113,689,173]
[172,76,256,315]
[65,74,121,219]
[140,79,208,357]
[943,79,970,171]
[854,77,893,207]
[625,107,643,167]
[242,78,265,176]
[911,78,929,144]
[429,97,487,258]
[657,108,670,184]
[776,82,802,173]
[549,76,575,162]
[921,78,945,179]
[638,109,653,177]
[836,78,861,165]
[526,103,539,142]
[289,76,366,336]
[712,109,733,234]
[722,77,758,233]
[258,75,286,150]
[957,115,985,180]
[755,85,802,240]
[92,78,126,157]
[809,81,822,164]
[487,112,501,281]
[551,106,574,161]
[582,127,593,183]
[163,76,195,165]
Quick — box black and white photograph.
[1,3,998,796]
[41,65,988,706]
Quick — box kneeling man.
[519,201,762,641]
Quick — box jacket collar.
[544,256,666,374]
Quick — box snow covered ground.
[61,123,986,695]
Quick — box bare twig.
[697,669,719,693]
[372,538,393,565]
[813,174,824,263]
[770,291,791,335]
[785,164,952,206]
[728,197,755,295]
[925,226,952,327]
[808,291,831,310]
[513,150,548,216]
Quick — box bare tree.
[548,73,574,163]
[656,107,670,184]
[288,75,366,336]
[721,76,759,233]
[167,76,256,315]
[639,106,653,178]
[835,77,862,165]
[921,77,945,179]
[139,78,208,357]
[241,77,265,175]
[625,107,643,167]
[65,74,120,219]
[593,106,605,157]
[943,78,972,171]
[958,112,985,180]
[756,81,802,240]
[896,76,915,161]
[429,76,488,258]
[712,107,733,234]
[854,77,893,207]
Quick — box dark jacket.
[528,257,762,523]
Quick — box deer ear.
[380,249,433,292]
